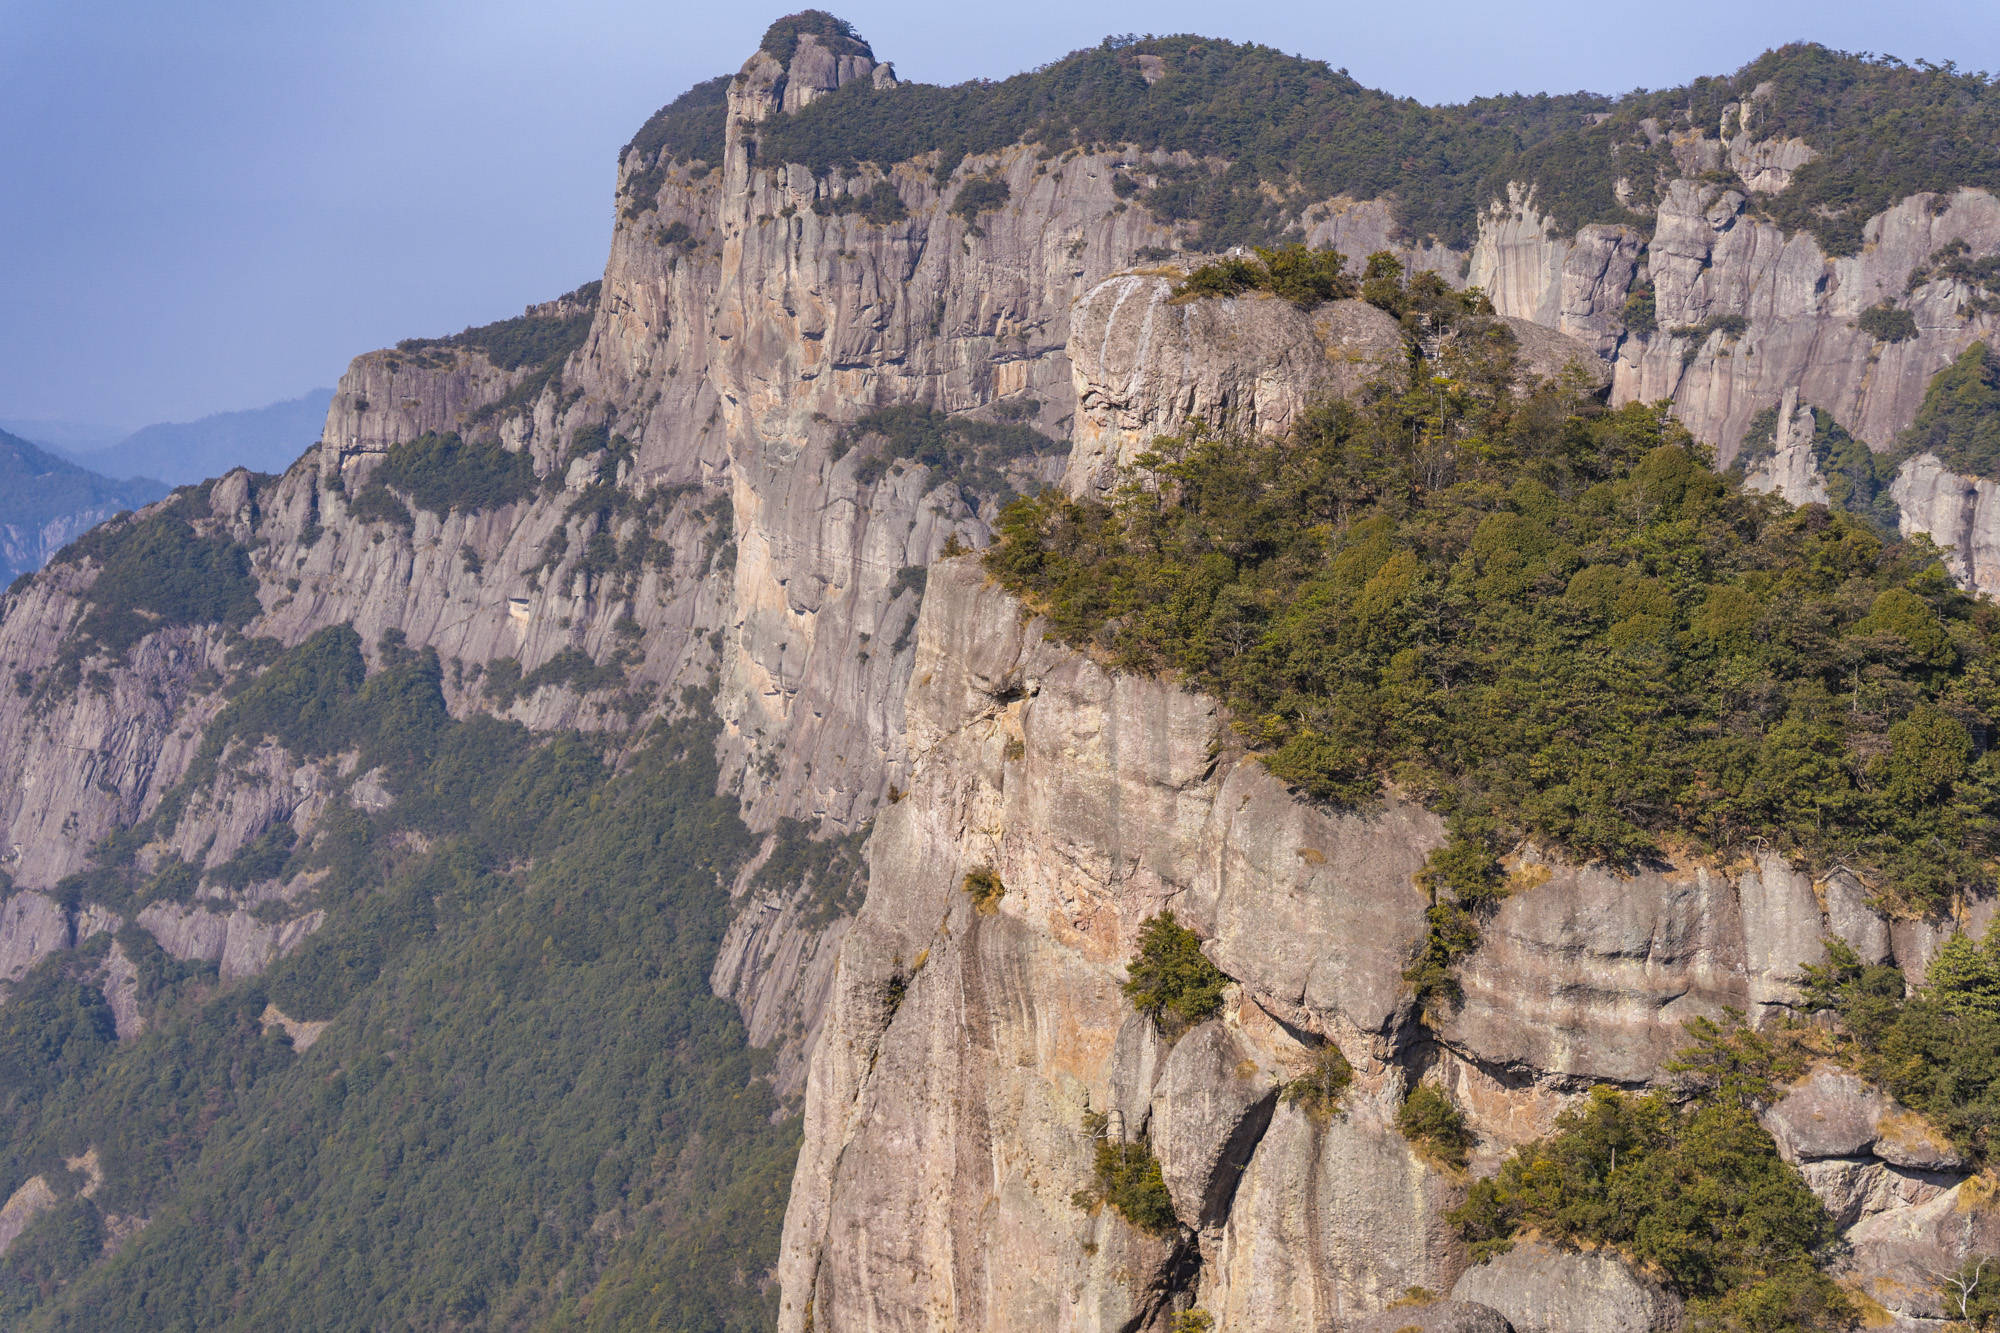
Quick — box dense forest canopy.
[0,627,796,1326]
[986,264,2000,918]
[625,16,2000,253]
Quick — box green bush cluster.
[1621,283,1657,335]
[1403,833,1506,1009]
[1895,341,2000,477]
[481,647,629,707]
[985,301,2000,913]
[395,286,598,373]
[760,10,871,65]
[812,179,909,224]
[961,867,1004,914]
[1855,302,1919,344]
[365,431,537,519]
[1175,244,1358,308]
[1074,1120,1179,1235]
[1396,1084,1471,1168]
[55,490,260,662]
[1802,924,2000,1162]
[839,404,1064,507]
[1121,912,1228,1039]
[950,175,1010,224]
[1451,1043,1851,1328]
[621,75,730,213]
[1669,312,1751,366]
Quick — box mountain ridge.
[0,429,166,585]
[0,12,1996,1328]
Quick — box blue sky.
[3,0,1997,429]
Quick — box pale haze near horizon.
[3,0,1997,432]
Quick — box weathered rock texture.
[1451,1240,1683,1333]
[1891,452,2000,597]
[2,22,2000,1332]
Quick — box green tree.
[1121,912,1229,1038]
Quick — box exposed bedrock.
[776,559,1992,1329]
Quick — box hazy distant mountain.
[0,428,167,583]
[64,389,333,485]
[0,417,129,457]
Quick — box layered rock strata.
[0,24,1999,1331]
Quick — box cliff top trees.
[986,322,2000,915]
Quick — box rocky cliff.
[1,17,1999,1329]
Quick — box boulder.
[1763,1068,1892,1161]
[1352,1299,1515,1332]
[1873,1107,1968,1172]
[1147,1017,1280,1226]
[1450,1240,1683,1333]
[1797,1157,1957,1230]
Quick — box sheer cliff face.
[4,27,2000,1329]
[776,562,1986,1332]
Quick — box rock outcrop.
[1891,452,2000,597]
[1064,277,1405,494]
[6,20,2000,1332]
[1450,1240,1683,1333]
[1352,1300,1513,1333]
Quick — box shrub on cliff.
[370,432,536,519]
[839,404,1062,506]
[1396,1084,1471,1169]
[1175,245,1357,308]
[1074,1118,1180,1234]
[1802,926,2000,1162]
[813,179,908,225]
[1893,341,2000,478]
[950,175,1010,226]
[1855,301,1919,344]
[1451,1079,1851,1325]
[985,314,2000,914]
[1121,912,1228,1038]
[1281,1043,1354,1121]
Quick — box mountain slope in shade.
[0,429,166,584]
[67,389,334,485]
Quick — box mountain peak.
[759,11,872,66]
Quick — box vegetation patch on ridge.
[1451,1021,1853,1329]
[985,266,2000,916]
[361,431,537,520]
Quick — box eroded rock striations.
[1,17,1999,1328]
